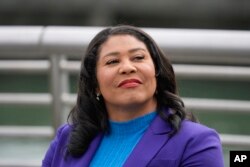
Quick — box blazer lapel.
[124,113,172,167]
[70,134,103,167]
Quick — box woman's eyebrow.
[103,48,146,58]
[103,51,120,58]
[128,48,146,53]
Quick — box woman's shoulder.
[177,120,221,143]
[54,123,73,140]
[183,119,217,131]
[175,121,224,166]
[181,120,218,134]
[42,124,73,166]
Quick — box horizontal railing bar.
[0,93,249,113]
[1,27,250,65]
[0,93,52,105]
[0,126,54,138]
[0,60,50,73]
[0,160,40,167]
[61,61,250,80]
[62,93,250,113]
[174,64,250,80]
[220,134,250,148]
[61,93,76,106]
[183,98,250,113]
[60,60,80,73]
[3,26,250,51]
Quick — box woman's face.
[96,35,157,120]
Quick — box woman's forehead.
[98,35,147,55]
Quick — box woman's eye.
[133,55,145,61]
[106,59,119,65]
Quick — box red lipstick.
[118,79,142,88]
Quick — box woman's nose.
[118,60,137,74]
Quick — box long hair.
[67,25,197,157]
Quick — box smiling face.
[96,35,157,121]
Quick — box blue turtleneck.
[89,111,157,167]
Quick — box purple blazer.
[42,114,224,167]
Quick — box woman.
[42,25,224,167]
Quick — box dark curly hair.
[66,25,197,157]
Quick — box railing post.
[59,55,71,123]
[49,54,71,131]
[49,55,63,131]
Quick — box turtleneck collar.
[108,111,157,137]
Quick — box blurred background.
[0,0,250,167]
[1,0,250,29]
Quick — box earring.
[96,93,100,101]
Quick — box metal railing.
[0,26,250,167]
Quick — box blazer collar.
[150,111,172,135]
[124,108,173,166]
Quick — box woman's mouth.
[118,79,142,88]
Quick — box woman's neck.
[106,98,157,122]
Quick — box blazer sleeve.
[42,124,68,167]
[181,128,224,167]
